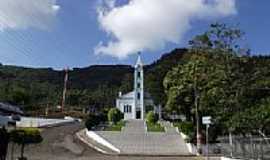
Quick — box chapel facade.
[116,53,156,120]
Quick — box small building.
[0,102,23,127]
[116,53,156,120]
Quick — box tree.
[107,108,123,124]
[10,128,43,160]
[164,23,270,143]
[230,98,270,135]
[164,24,255,152]
[189,23,245,55]
[145,49,189,107]
[146,111,158,124]
[10,87,30,105]
[188,23,253,135]
[164,52,227,151]
[0,127,9,160]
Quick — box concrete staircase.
[121,120,146,133]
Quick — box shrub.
[146,111,158,124]
[10,128,43,160]
[97,112,108,123]
[107,108,123,124]
[104,120,125,131]
[174,121,194,136]
[146,122,165,132]
[85,114,99,130]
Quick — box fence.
[201,135,270,159]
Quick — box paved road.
[6,122,208,160]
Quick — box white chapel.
[116,53,156,120]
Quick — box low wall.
[180,132,198,155]
[16,117,75,128]
[86,130,120,153]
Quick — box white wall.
[117,98,156,120]
[16,117,75,128]
[117,99,134,120]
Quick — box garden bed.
[104,120,125,131]
[173,121,193,136]
[146,122,165,132]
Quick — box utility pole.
[206,124,209,160]
[61,68,69,112]
[195,90,201,154]
[193,60,201,154]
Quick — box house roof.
[117,90,153,100]
[0,102,24,115]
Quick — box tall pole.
[195,90,201,154]
[229,130,233,157]
[193,60,201,154]
[206,124,209,160]
[61,68,68,112]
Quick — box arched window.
[137,71,141,78]
[137,82,140,88]
[137,93,140,100]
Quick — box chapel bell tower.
[134,52,144,119]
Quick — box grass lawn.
[104,120,125,131]
[146,122,165,132]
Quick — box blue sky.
[0,0,269,69]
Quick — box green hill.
[0,48,189,113]
[1,48,270,117]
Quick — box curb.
[221,157,242,160]
[118,153,194,157]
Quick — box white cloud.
[95,0,237,59]
[0,0,60,31]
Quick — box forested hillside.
[1,44,270,124]
[0,49,189,113]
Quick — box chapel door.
[136,111,141,119]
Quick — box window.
[137,82,140,88]
[124,105,127,113]
[137,92,140,100]
[124,105,132,113]
[137,71,141,78]
[128,105,132,113]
